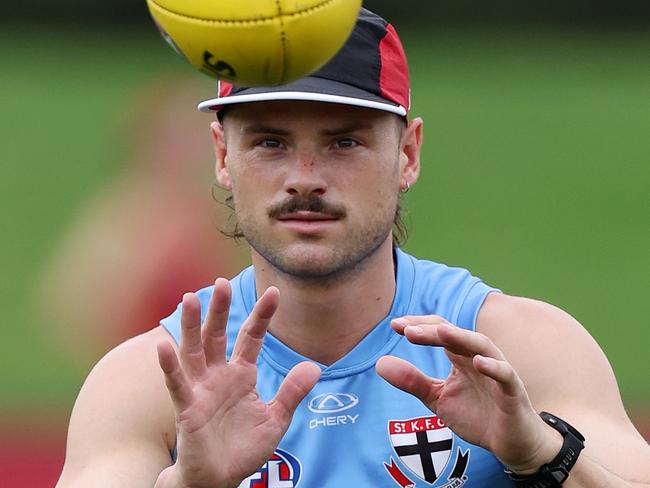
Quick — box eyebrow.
[240,125,290,136]
[239,122,374,137]
[320,123,374,136]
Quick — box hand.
[376,315,562,474]
[155,279,321,488]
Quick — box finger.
[179,293,207,377]
[391,315,450,334]
[202,278,231,366]
[157,341,194,412]
[230,287,279,365]
[473,354,521,397]
[437,324,506,360]
[376,356,444,410]
[400,323,507,366]
[444,350,483,385]
[444,349,475,370]
[269,362,321,427]
[402,324,445,345]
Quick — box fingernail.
[392,318,408,327]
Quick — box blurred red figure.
[36,75,246,365]
[16,75,245,488]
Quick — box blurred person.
[37,76,246,365]
[57,9,650,488]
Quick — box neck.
[252,239,397,365]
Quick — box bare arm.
[377,292,650,487]
[56,326,176,488]
[478,293,650,487]
[58,280,319,488]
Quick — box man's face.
[215,101,417,282]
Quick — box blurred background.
[1,0,648,485]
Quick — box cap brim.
[197,76,407,116]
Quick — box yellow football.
[146,0,363,86]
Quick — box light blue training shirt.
[161,248,514,487]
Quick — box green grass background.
[1,26,648,418]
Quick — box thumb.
[269,362,321,427]
[376,355,443,409]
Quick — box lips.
[276,211,340,234]
[278,211,339,222]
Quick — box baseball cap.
[197,8,410,117]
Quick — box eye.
[257,138,284,149]
[333,138,359,149]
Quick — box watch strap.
[505,412,585,487]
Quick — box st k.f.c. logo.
[384,415,469,488]
[237,449,302,488]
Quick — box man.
[57,8,650,488]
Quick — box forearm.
[154,466,236,488]
[564,453,650,488]
[154,467,193,488]
[506,420,650,488]
[154,469,176,488]
[153,466,191,488]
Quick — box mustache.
[268,195,347,219]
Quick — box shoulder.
[70,325,175,446]
[476,293,619,413]
[476,292,588,344]
[59,326,176,485]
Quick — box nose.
[283,150,328,197]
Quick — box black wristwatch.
[504,412,585,487]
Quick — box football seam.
[149,0,337,24]
[274,0,288,83]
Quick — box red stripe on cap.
[218,80,234,98]
[379,24,410,114]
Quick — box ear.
[399,117,423,190]
[211,121,232,189]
